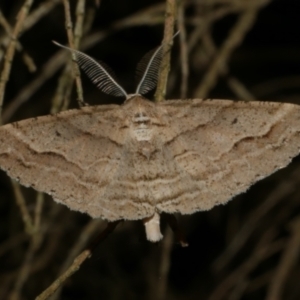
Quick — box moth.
[0,38,300,242]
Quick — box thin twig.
[52,0,93,112]
[74,0,86,47]
[23,0,61,32]
[154,0,177,102]
[2,2,165,122]
[0,208,65,299]
[49,219,103,300]
[226,76,255,100]
[110,3,165,30]
[36,221,120,300]
[50,63,74,113]
[194,5,263,97]
[2,50,68,122]
[9,193,44,300]
[10,180,34,234]
[168,3,241,95]
[177,0,189,99]
[266,217,300,300]
[252,75,300,98]
[62,0,84,106]
[213,167,300,272]
[156,227,174,300]
[0,10,36,72]
[0,233,28,258]
[200,28,255,100]
[0,0,34,123]
[208,239,286,300]
[0,0,60,68]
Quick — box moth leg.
[163,214,189,247]
[143,212,163,242]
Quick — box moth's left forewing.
[0,105,130,220]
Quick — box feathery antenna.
[135,31,179,95]
[53,41,128,98]
[135,46,163,95]
[54,32,179,98]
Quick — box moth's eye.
[133,112,150,124]
[134,112,146,118]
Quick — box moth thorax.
[132,112,153,141]
[133,111,151,123]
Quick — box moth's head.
[124,93,151,104]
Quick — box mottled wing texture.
[1,97,300,221]
[0,104,154,221]
[154,99,300,214]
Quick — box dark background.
[0,0,300,299]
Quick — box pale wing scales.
[0,105,142,221]
[1,97,300,222]
[156,99,300,214]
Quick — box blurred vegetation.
[0,0,300,299]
